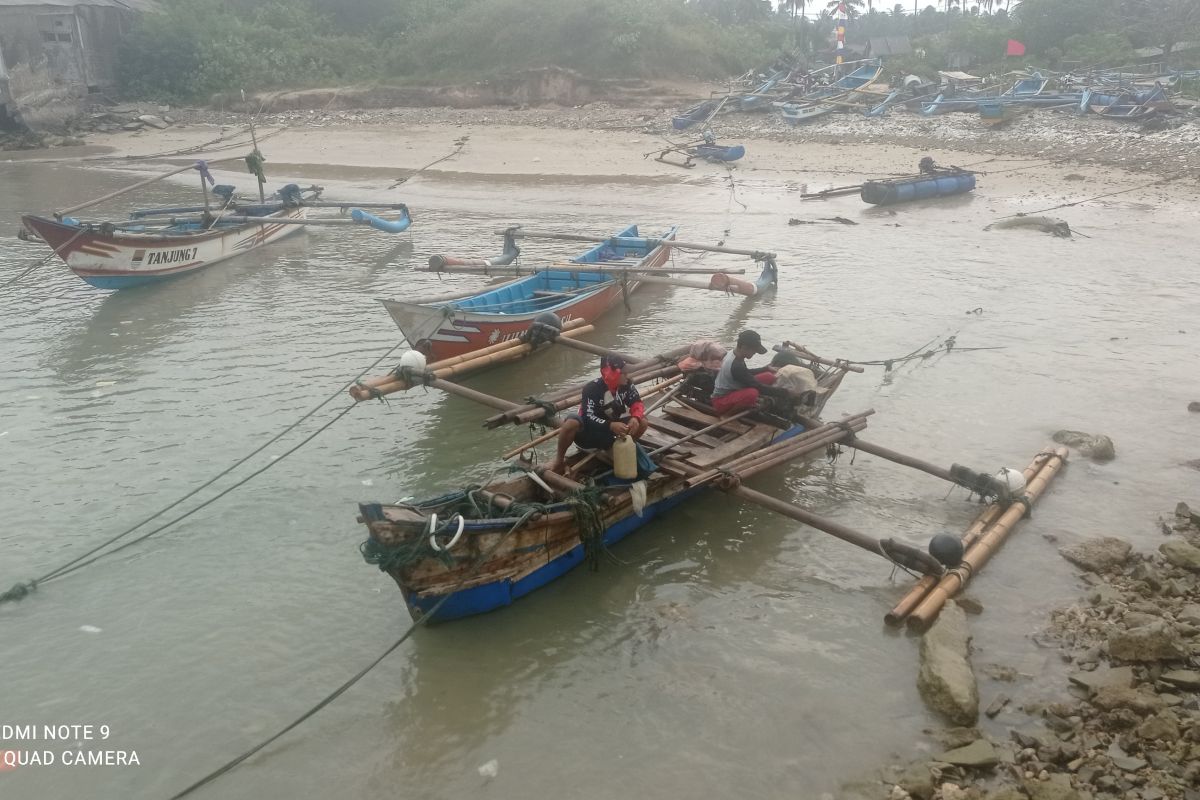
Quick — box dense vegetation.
[117,0,1200,102]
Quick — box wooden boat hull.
[20,208,306,289]
[381,224,675,361]
[360,419,811,622]
[861,172,976,205]
[692,144,745,162]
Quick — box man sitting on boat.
[546,355,648,475]
[711,330,791,415]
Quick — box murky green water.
[1,152,1198,799]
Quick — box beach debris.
[986,215,1073,238]
[478,759,499,779]
[1188,401,1200,412]
[1051,430,1115,461]
[917,601,979,726]
[821,216,858,225]
[79,625,102,634]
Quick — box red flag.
[1006,39,1026,57]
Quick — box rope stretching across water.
[0,338,410,605]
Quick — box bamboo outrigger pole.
[903,447,1069,631]
[494,229,776,261]
[419,262,748,276]
[56,156,245,218]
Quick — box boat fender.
[392,350,430,385]
[993,467,1026,497]
[429,514,465,552]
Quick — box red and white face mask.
[600,365,622,390]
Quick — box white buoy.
[397,350,427,372]
[994,467,1026,496]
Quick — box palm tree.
[826,0,866,17]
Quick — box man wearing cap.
[547,354,647,475]
[711,330,789,415]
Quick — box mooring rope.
[388,136,470,189]
[166,503,544,800]
[2,227,89,288]
[0,339,410,605]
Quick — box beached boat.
[357,344,869,622]
[978,100,1033,127]
[860,170,976,205]
[382,225,777,361]
[779,104,834,125]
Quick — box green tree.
[1120,0,1200,60]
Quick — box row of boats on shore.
[673,59,1186,129]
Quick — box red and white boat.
[20,207,308,290]
[380,225,678,361]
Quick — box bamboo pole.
[420,262,748,276]
[905,447,1069,631]
[427,378,520,412]
[883,453,1049,626]
[550,336,642,364]
[56,156,244,218]
[849,439,957,484]
[498,230,776,260]
[781,341,866,373]
[349,322,593,402]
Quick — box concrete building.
[0,0,157,99]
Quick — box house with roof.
[0,0,156,98]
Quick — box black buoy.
[928,534,964,568]
[524,312,563,346]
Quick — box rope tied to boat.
[194,160,214,186]
[523,396,561,422]
[567,485,609,571]
[244,149,266,185]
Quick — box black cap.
[601,354,626,371]
[737,330,767,355]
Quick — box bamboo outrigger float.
[351,319,1069,625]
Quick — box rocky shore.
[5,85,1200,183]
[841,503,1200,800]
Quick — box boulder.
[1178,604,1200,627]
[1068,665,1135,694]
[1135,712,1181,742]
[1090,685,1166,715]
[937,739,999,767]
[896,763,935,800]
[1108,620,1187,662]
[1160,669,1200,691]
[1051,430,1116,461]
[917,602,979,726]
[1059,537,1131,573]
[1160,539,1200,572]
[137,114,169,129]
[1023,774,1085,800]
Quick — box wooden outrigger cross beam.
[494,228,777,261]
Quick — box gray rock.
[932,727,984,749]
[1123,611,1161,629]
[121,121,144,131]
[1091,686,1166,715]
[1135,711,1180,742]
[985,694,1011,718]
[1088,584,1126,606]
[1189,401,1200,412]
[1024,773,1085,800]
[896,763,935,800]
[1160,669,1200,690]
[137,114,170,129]
[937,739,998,767]
[1052,430,1116,461]
[917,602,979,725]
[1160,539,1200,571]
[1060,537,1132,573]
[1110,754,1147,771]
[1177,604,1200,626]
[1108,621,1187,662]
[1069,665,1135,694]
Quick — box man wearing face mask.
[546,354,647,475]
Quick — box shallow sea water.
[1,153,1198,799]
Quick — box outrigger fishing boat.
[381,226,777,361]
[349,323,1068,625]
[19,155,413,290]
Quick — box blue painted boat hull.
[394,423,809,622]
[861,172,976,205]
[692,144,745,162]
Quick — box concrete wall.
[0,4,135,98]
